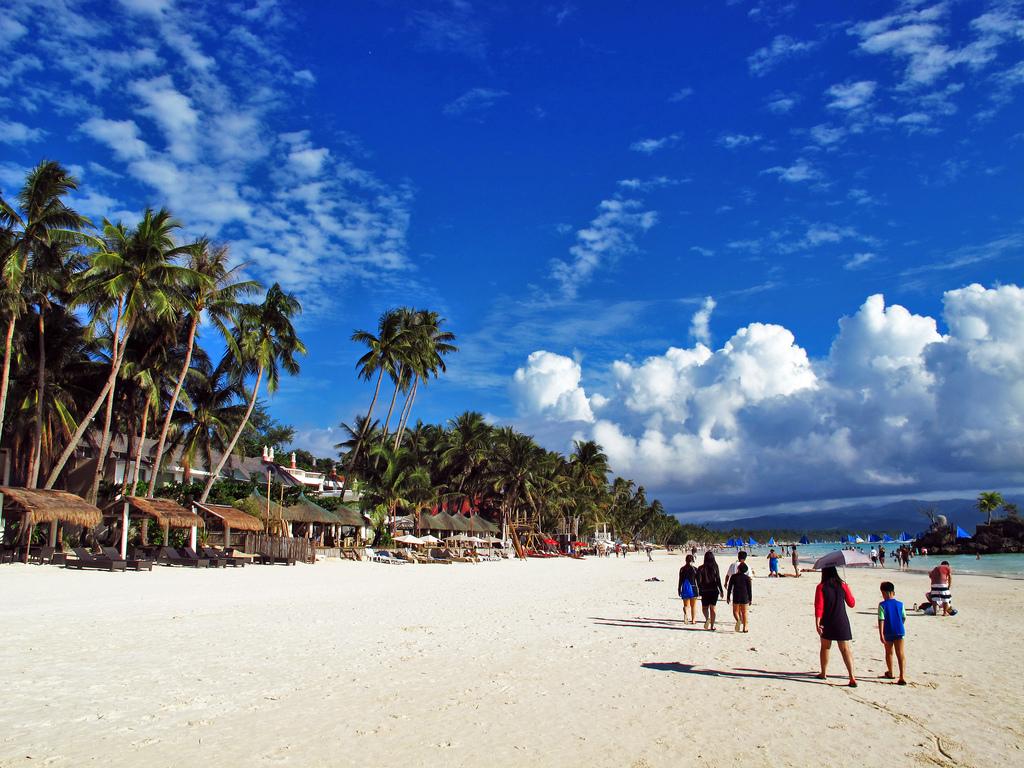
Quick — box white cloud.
[843,252,877,270]
[826,80,876,110]
[118,0,171,15]
[515,285,1024,511]
[718,133,762,149]
[747,35,817,76]
[550,198,657,298]
[80,117,150,161]
[629,133,681,154]
[128,75,199,160]
[512,351,595,422]
[442,87,508,117]
[766,92,798,114]
[0,18,28,45]
[616,176,683,192]
[809,123,846,146]
[668,87,694,102]
[689,297,716,345]
[763,158,821,183]
[288,146,330,177]
[0,120,44,144]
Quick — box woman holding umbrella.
[814,566,858,687]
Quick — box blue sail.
[799,535,810,544]
[956,525,971,539]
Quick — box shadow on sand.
[590,616,708,632]
[640,662,828,685]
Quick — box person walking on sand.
[814,566,857,687]
[791,544,800,576]
[878,581,907,685]
[725,550,749,591]
[678,554,699,624]
[697,551,724,631]
[727,562,753,632]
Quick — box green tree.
[977,491,1005,525]
[199,283,305,503]
[147,241,258,496]
[44,209,200,496]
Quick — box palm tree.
[364,441,431,535]
[342,309,407,493]
[147,241,257,496]
[377,307,416,451]
[44,209,200,495]
[168,359,246,484]
[199,283,305,503]
[392,309,457,450]
[977,491,1005,525]
[0,161,92,447]
[487,426,548,540]
[440,411,492,498]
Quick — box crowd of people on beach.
[675,546,960,687]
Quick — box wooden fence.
[242,533,315,564]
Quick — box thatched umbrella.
[0,487,102,562]
[104,496,204,558]
[194,502,264,548]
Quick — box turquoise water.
[718,544,1024,579]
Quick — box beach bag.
[681,580,697,599]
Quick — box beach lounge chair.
[182,546,225,567]
[365,548,396,564]
[101,546,153,571]
[377,550,407,564]
[66,547,127,572]
[159,546,209,568]
[393,549,420,563]
[29,546,68,566]
[201,546,246,567]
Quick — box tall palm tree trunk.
[393,375,419,450]
[87,371,120,504]
[199,365,264,504]
[43,316,132,490]
[147,314,198,497]
[340,367,385,497]
[128,401,150,493]
[0,317,16,446]
[26,311,46,487]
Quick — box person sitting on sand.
[725,550,749,591]
[697,551,724,631]
[678,554,699,624]
[877,581,907,685]
[767,548,780,577]
[928,561,954,616]
[727,562,752,632]
[814,566,858,687]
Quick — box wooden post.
[189,525,197,550]
[23,521,34,563]
[48,521,58,547]
[120,501,130,559]
[140,518,149,545]
[162,522,170,547]
[224,524,232,549]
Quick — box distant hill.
[707,497,1022,536]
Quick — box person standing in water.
[815,566,858,687]
[697,551,724,631]
[677,554,699,624]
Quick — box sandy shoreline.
[1,553,1022,767]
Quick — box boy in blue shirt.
[878,581,907,685]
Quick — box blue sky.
[2,0,1023,518]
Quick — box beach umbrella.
[955,525,971,539]
[813,549,872,569]
[882,534,894,543]
[799,535,810,545]
[420,534,440,544]
[868,534,882,543]
[394,534,424,546]
[767,537,776,546]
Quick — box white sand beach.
[1,554,1022,767]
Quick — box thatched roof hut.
[193,502,264,532]
[467,514,499,534]
[0,487,102,527]
[106,496,204,529]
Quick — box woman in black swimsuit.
[696,551,724,630]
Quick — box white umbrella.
[813,549,872,569]
[420,534,440,544]
[394,534,424,546]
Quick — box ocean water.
[715,544,1024,579]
